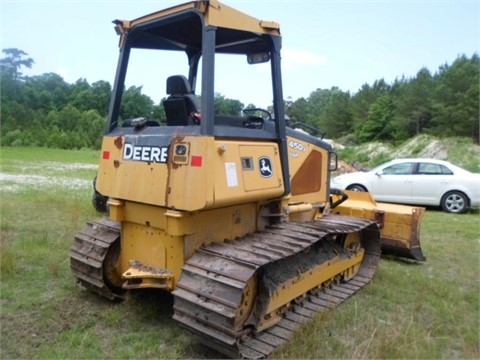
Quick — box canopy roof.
[113,0,281,54]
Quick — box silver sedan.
[330,158,480,213]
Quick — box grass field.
[1,147,479,359]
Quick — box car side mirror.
[375,170,384,176]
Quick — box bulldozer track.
[70,218,123,300]
[70,215,380,358]
[172,214,381,359]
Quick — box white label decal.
[123,143,168,163]
[225,162,238,187]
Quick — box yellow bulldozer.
[70,1,425,357]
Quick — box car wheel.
[441,191,469,214]
[346,184,367,192]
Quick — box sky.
[1,0,479,108]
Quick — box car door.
[411,162,453,205]
[370,162,415,203]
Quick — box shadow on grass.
[124,288,226,359]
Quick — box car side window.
[418,163,442,174]
[440,165,454,175]
[382,163,414,175]
[417,163,453,175]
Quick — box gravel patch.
[0,173,91,192]
[4,161,98,174]
[0,161,98,192]
[0,161,96,192]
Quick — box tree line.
[1,48,478,149]
[285,53,479,144]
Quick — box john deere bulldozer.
[70,1,425,357]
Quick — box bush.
[1,129,22,146]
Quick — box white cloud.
[281,49,326,70]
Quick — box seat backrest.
[163,75,201,126]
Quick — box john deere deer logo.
[259,156,273,178]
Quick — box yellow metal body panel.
[212,141,284,207]
[287,134,329,206]
[120,222,168,271]
[166,136,214,210]
[131,1,280,35]
[107,199,258,290]
[171,138,286,209]
[202,1,280,35]
[115,1,280,48]
[96,136,172,208]
[238,145,281,191]
[97,135,284,212]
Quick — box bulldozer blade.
[331,190,426,261]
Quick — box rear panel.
[96,128,285,212]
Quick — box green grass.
[274,211,480,359]
[0,146,100,163]
[1,147,479,359]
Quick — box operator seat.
[163,75,201,126]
